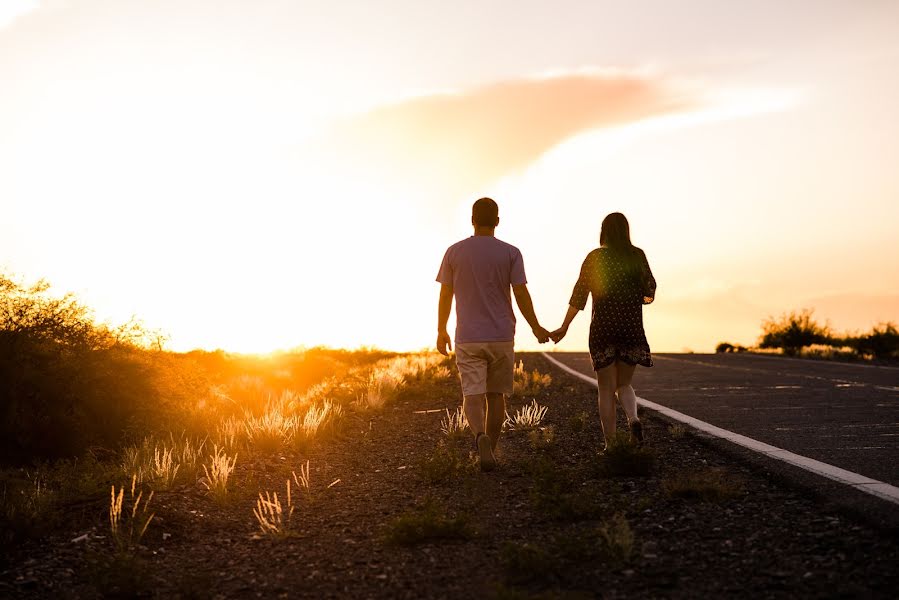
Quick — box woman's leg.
[595,363,618,446]
[614,362,639,424]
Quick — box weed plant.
[528,426,556,453]
[662,467,744,502]
[567,411,589,433]
[416,442,478,484]
[527,457,600,522]
[597,513,635,563]
[500,541,560,586]
[668,424,687,439]
[596,431,654,477]
[385,500,472,546]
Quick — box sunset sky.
[2,0,898,353]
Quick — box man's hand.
[550,326,568,343]
[532,325,551,344]
[436,330,453,356]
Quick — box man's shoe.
[630,420,645,445]
[476,433,496,472]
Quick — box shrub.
[853,322,899,360]
[759,309,832,355]
[0,275,178,461]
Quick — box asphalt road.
[546,352,899,487]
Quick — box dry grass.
[292,461,312,504]
[505,399,548,431]
[597,513,634,563]
[440,407,468,439]
[668,424,687,439]
[109,475,154,552]
[663,468,744,502]
[202,445,237,502]
[253,481,296,538]
[512,361,552,397]
[214,416,245,452]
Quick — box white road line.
[541,352,899,506]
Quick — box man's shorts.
[454,341,515,397]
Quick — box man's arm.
[512,284,550,343]
[436,283,454,355]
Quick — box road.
[545,352,899,487]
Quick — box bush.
[716,342,746,353]
[0,275,174,461]
[759,309,832,355]
[853,322,899,360]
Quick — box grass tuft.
[662,467,744,502]
[597,512,635,563]
[109,475,154,553]
[201,445,237,502]
[500,541,560,586]
[668,424,687,439]
[385,500,472,546]
[416,442,478,484]
[253,480,296,538]
[505,399,548,431]
[512,361,552,396]
[440,407,468,439]
[596,431,654,477]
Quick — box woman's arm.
[550,304,581,343]
[640,249,656,305]
[552,253,593,343]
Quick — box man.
[436,197,550,471]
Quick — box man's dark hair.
[472,197,499,227]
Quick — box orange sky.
[1,1,897,353]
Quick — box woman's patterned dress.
[569,246,656,370]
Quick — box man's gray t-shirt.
[436,236,527,344]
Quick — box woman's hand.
[549,326,568,343]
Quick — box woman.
[551,212,656,448]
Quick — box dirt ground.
[3,353,898,599]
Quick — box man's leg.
[464,393,496,471]
[485,393,506,452]
[462,393,488,437]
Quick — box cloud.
[308,70,693,193]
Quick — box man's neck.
[473,227,496,237]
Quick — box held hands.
[436,330,453,356]
[549,325,568,344]
[532,325,551,344]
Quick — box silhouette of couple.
[436,197,655,471]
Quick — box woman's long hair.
[600,212,641,276]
